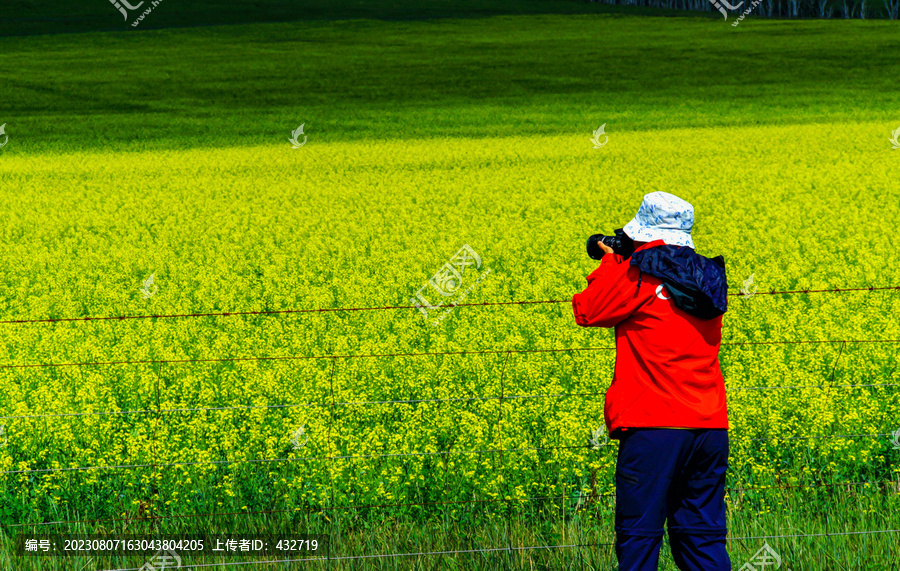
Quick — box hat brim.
[623,219,695,249]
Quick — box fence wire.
[1,338,898,372]
[4,379,899,421]
[2,288,898,558]
[93,528,900,571]
[7,478,900,529]
[1,432,893,476]
[2,283,897,326]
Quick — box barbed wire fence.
[88,526,900,571]
[1,286,899,569]
[0,284,896,326]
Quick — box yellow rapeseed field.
[1,121,899,527]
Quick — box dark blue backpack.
[629,245,727,320]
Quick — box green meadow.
[1,2,899,569]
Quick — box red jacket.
[572,240,729,435]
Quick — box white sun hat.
[622,191,695,249]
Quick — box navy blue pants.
[614,428,730,571]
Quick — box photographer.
[572,192,730,571]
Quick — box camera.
[586,228,635,260]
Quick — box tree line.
[589,0,899,19]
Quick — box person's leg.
[615,535,663,571]
[668,532,730,571]
[666,429,730,571]
[615,429,693,571]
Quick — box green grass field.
[1,1,900,569]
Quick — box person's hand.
[596,240,614,256]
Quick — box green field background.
[1,2,900,569]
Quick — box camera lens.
[586,234,606,260]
